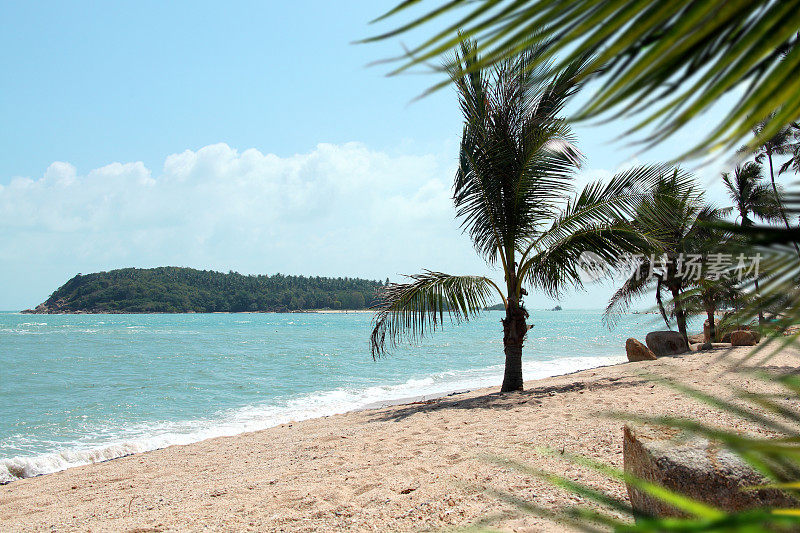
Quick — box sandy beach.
[3,344,797,532]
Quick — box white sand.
[3,344,797,532]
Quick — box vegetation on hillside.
[28,267,384,313]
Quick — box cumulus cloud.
[0,142,493,308]
[2,141,686,310]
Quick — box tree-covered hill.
[23,267,386,313]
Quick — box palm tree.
[605,171,730,344]
[370,41,665,392]
[752,117,800,258]
[778,122,800,176]
[723,162,782,323]
[683,276,741,343]
[723,162,782,227]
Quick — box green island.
[22,267,385,313]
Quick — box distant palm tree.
[723,162,782,323]
[370,41,665,392]
[606,171,729,344]
[683,276,741,343]
[723,162,782,227]
[752,118,800,258]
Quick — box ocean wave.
[0,353,624,484]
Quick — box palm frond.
[517,163,672,291]
[369,270,502,358]
[449,38,588,265]
[364,0,800,159]
[604,265,653,328]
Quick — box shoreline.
[0,354,627,485]
[4,345,794,531]
[19,308,377,315]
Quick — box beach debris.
[623,424,795,518]
[644,331,688,357]
[625,338,657,362]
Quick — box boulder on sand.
[626,338,657,362]
[623,425,795,518]
[718,324,754,343]
[645,331,688,357]
[731,330,758,346]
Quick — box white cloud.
[4,141,713,312]
[0,142,492,309]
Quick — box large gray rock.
[626,338,657,362]
[623,425,795,518]
[645,331,688,356]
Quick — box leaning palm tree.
[779,122,800,176]
[370,41,666,392]
[676,218,745,343]
[605,171,730,344]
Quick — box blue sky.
[0,1,744,311]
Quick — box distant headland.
[23,267,385,314]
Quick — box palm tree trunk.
[655,277,670,328]
[767,151,800,258]
[501,300,527,392]
[669,286,689,345]
[743,215,765,324]
[754,277,764,324]
[706,306,716,343]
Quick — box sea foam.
[0,354,624,483]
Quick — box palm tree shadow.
[367,376,649,423]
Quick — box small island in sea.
[22,267,385,314]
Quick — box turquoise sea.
[0,310,688,483]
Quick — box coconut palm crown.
[370,41,668,392]
[605,171,731,343]
[723,162,782,227]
